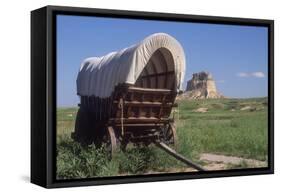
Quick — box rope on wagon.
[119,98,124,136]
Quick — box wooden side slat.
[127,86,172,94]
[113,100,173,107]
[109,117,170,123]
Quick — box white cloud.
[251,72,265,78]
[237,72,249,77]
[236,71,265,78]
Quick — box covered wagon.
[72,33,186,155]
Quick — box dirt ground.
[200,153,267,170]
[144,153,267,175]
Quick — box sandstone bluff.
[182,71,224,99]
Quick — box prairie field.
[56,97,268,179]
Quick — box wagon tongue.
[155,141,206,171]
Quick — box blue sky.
[57,15,268,107]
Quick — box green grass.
[176,98,268,161]
[57,135,184,179]
[56,97,268,179]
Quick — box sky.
[57,15,268,107]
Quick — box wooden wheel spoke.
[167,133,173,139]
[160,123,177,148]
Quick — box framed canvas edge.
[33,5,274,188]
[31,7,48,187]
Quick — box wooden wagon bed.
[72,84,178,153]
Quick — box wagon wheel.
[101,126,118,157]
[161,123,178,148]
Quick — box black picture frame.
[31,5,274,188]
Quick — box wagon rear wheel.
[101,126,118,157]
[161,123,178,148]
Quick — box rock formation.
[183,71,224,99]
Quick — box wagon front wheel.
[161,123,178,148]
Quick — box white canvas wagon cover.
[77,33,186,98]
